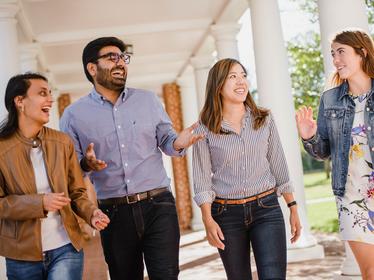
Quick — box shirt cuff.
[276,181,294,196]
[193,191,216,206]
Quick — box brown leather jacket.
[0,127,97,261]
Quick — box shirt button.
[124,163,128,167]
[114,108,118,111]
[372,147,374,152]
[126,179,130,183]
[331,113,336,117]
[121,144,125,148]
[118,125,121,129]
[367,107,370,111]
[368,126,372,131]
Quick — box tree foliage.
[290,0,374,25]
[287,32,324,112]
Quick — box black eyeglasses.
[95,52,131,64]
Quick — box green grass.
[303,171,333,200]
[306,201,339,233]
[303,171,338,233]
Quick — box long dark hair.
[0,72,48,139]
[200,58,269,134]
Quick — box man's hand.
[83,143,107,171]
[43,192,71,212]
[91,209,110,231]
[173,122,204,151]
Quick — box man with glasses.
[60,37,203,280]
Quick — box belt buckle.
[126,194,140,204]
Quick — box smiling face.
[220,63,249,106]
[331,42,365,81]
[90,45,128,91]
[15,79,53,126]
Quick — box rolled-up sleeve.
[192,125,215,205]
[266,114,294,195]
[154,94,186,157]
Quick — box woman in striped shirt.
[193,58,301,280]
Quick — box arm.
[297,96,331,160]
[0,170,46,220]
[282,192,301,243]
[266,114,294,194]
[192,128,224,249]
[66,138,99,224]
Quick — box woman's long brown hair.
[200,58,269,134]
[331,30,374,86]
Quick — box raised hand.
[90,209,110,231]
[43,192,71,212]
[295,106,317,140]
[84,143,107,171]
[173,122,204,151]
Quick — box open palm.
[295,106,317,140]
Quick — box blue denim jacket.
[303,79,374,197]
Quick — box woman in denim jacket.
[296,30,374,279]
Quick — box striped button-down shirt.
[192,109,293,206]
[60,87,184,199]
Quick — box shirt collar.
[339,79,374,101]
[89,87,128,105]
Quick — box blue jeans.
[212,192,287,280]
[6,243,83,280]
[99,191,180,280]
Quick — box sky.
[237,0,319,90]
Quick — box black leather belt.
[98,187,169,205]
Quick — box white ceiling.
[15,0,248,96]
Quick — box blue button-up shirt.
[60,87,184,199]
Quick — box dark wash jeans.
[99,191,180,280]
[6,243,83,280]
[212,192,286,280]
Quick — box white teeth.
[41,106,50,112]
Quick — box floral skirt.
[336,178,374,245]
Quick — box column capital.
[19,43,40,61]
[210,22,241,41]
[0,3,19,20]
[190,54,215,70]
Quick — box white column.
[177,71,204,230]
[318,0,369,80]
[0,4,18,278]
[19,43,39,73]
[211,23,241,60]
[190,54,215,111]
[0,3,19,121]
[248,0,324,262]
[318,1,367,278]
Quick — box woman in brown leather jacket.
[0,73,110,280]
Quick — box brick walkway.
[82,231,345,280]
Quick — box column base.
[287,244,325,263]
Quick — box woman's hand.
[203,216,225,250]
[91,209,110,231]
[289,208,302,243]
[295,106,317,140]
[43,192,71,212]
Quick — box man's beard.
[96,65,127,91]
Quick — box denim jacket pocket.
[323,108,345,135]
